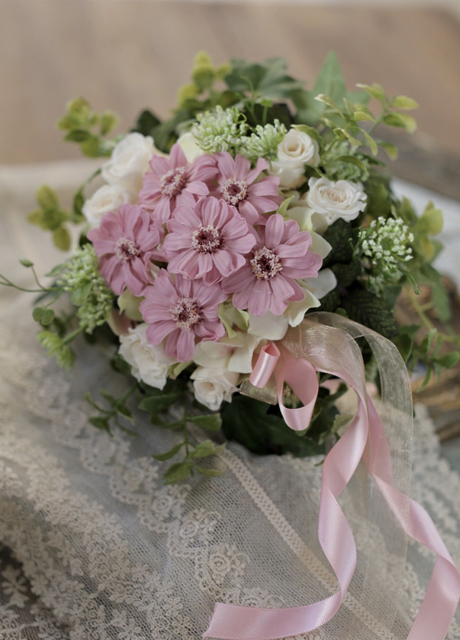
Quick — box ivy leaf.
[139,391,182,414]
[340,286,399,338]
[226,57,304,100]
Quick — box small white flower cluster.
[356,216,414,294]
[239,120,287,163]
[60,245,114,332]
[192,106,248,154]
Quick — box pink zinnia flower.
[140,270,227,362]
[222,213,322,316]
[163,196,256,286]
[212,153,282,225]
[139,143,217,223]
[88,204,163,296]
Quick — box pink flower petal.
[264,214,285,249]
[147,321,176,346]
[247,157,268,184]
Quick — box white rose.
[306,177,367,224]
[277,128,320,166]
[177,132,205,163]
[119,324,174,390]
[191,367,239,411]
[82,184,132,228]
[269,160,306,190]
[193,341,232,369]
[102,133,155,194]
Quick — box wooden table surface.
[2,1,460,177]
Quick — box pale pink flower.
[139,143,217,223]
[222,213,322,316]
[140,270,227,362]
[88,204,163,296]
[213,153,282,225]
[163,196,256,286]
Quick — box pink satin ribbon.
[203,326,460,640]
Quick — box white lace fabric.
[0,161,459,639]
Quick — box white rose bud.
[269,160,306,190]
[269,129,320,190]
[102,132,155,195]
[119,324,174,390]
[82,184,132,228]
[191,367,239,411]
[306,177,367,224]
[177,132,205,163]
[277,128,320,166]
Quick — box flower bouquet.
[3,52,460,638]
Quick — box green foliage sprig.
[58,97,120,157]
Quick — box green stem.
[119,384,137,404]
[62,326,83,345]
[406,285,460,345]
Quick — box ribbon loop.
[204,314,460,640]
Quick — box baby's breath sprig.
[355,216,414,296]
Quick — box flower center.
[324,187,346,203]
[191,224,223,254]
[115,237,140,263]
[221,178,248,206]
[250,246,283,280]
[160,167,188,198]
[170,297,201,331]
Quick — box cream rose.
[269,161,306,190]
[102,133,155,194]
[277,128,320,166]
[119,324,174,390]
[306,177,367,224]
[82,184,132,228]
[177,132,205,163]
[191,367,239,411]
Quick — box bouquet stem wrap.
[204,313,460,640]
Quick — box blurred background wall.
[1,0,460,178]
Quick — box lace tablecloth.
[0,161,459,640]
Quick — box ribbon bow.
[204,313,460,640]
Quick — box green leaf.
[73,189,85,218]
[20,259,34,268]
[353,110,375,122]
[33,307,45,322]
[391,96,419,110]
[378,141,398,160]
[340,286,399,338]
[100,110,119,135]
[189,413,222,432]
[45,263,66,278]
[437,352,460,368]
[361,129,378,156]
[116,404,134,424]
[40,309,55,326]
[334,155,367,172]
[420,328,438,355]
[222,394,323,457]
[194,466,224,478]
[36,185,59,211]
[322,219,354,267]
[190,440,225,459]
[382,112,417,133]
[138,390,182,414]
[393,333,414,363]
[64,129,92,143]
[152,442,184,461]
[70,282,92,306]
[163,461,193,484]
[418,201,443,236]
[132,109,161,136]
[330,260,362,287]
[52,227,71,251]
[227,57,304,100]
[356,83,386,103]
[89,416,111,433]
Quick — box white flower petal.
[302,268,337,300]
[248,311,289,341]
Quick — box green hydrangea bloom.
[59,244,113,333]
[192,106,248,154]
[239,120,287,163]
